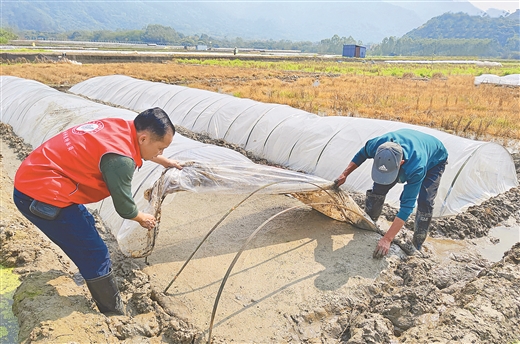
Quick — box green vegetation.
[60,24,183,45]
[372,12,520,59]
[17,25,358,55]
[0,28,17,44]
[373,38,501,57]
[175,58,520,77]
[406,12,519,46]
[0,265,20,343]
[6,48,50,53]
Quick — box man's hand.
[132,211,157,230]
[334,175,346,188]
[151,155,184,170]
[334,162,359,188]
[373,237,391,258]
[164,159,183,170]
[373,217,405,258]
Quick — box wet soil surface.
[1,122,519,343]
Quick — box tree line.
[9,25,360,55]
[370,36,519,59]
[0,28,18,44]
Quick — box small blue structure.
[342,44,366,58]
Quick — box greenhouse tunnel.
[474,74,520,87]
[69,75,518,217]
[3,76,378,257]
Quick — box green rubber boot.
[85,270,125,315]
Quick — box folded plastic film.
[292,189,377,232]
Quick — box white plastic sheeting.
[69,75,519,217]
[474,74,520,87]
[1,76,373,257]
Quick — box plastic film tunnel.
[1,76,374,257]
[69,75,518,217]
[474,74,520,87]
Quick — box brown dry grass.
[2,61,519,140]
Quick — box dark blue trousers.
[13,188,111,280]
[372,160,447,214]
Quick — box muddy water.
[379,214,519,264]
[425,237,468,261]
[425,223,520,263]
[476,224,520,262]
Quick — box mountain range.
[0,0,507,43]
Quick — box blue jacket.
[351,129,448,221]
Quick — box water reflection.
[476,225,520,262]
[415,225,520,263]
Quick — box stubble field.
[2,58,519,140]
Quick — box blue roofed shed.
[342,44,366,58]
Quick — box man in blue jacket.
[334,129,448,258]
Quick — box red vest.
[14,118,143,207]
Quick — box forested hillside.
[370,10,519,58]
[405,11,520,45]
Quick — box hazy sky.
[468,0,520,12]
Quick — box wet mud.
[1,122,519,343]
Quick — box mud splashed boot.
[365,189,386,222]
[85,270,125,315]
[412,211,432,251]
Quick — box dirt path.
[1,122,520,343]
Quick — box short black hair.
[134,107,175,139]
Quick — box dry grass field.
[2,60,519,140]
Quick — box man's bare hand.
[132,212,156,230]
[164,159,183,170]
[151,155,184,170]
[334,162,359,188]
[373,237,391,258]
[334,174,346,188]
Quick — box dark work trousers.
[371,160,447,214]
[13,188,111,280]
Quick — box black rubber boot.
[413,210,432,251]
[85,270,125,315]
[365,189,386,222]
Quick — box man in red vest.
[13,107,182,315]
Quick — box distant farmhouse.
[343,44,366,58]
